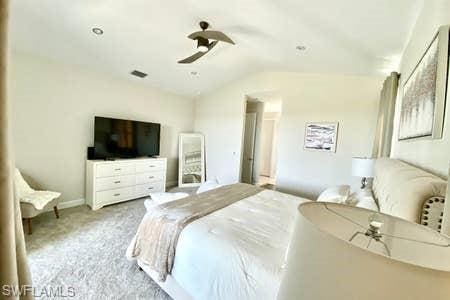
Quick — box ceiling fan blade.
[208,40,219,49]
[178,51,207,64]
[188,30,235,44]
[178,41,218,64]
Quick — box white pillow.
[150,192,189,205]
[350,190,379,211]
[196,179,222,194]
[144,199,157,211]
[317,185,350,203]
[356,197,379,211]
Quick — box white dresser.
[86,158,167,210]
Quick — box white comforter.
[169,189,308,300]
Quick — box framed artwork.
[399,25,449,140]
[304,122,339,152]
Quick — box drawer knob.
[149,165,155,168]
[114,181,121,184]
[149,176,154,179]
[148,187,154,190]
[115,168,122,171]
[114,193,121,196]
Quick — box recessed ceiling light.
[92,27,104,35]
[190,71,198,76]
[296,45,306,51]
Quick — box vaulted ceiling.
[10,0,423,97]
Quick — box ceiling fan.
[178,21,235,64]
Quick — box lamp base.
[360,177,368,189]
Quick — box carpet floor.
[25,198,171,300]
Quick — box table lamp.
[277,202,450,300]
[352,157,374,189]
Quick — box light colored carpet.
[25,198,171,300]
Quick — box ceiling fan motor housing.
[199,21,209,31]
[197,36,210,49]
[178,20,234,63]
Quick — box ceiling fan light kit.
[178,21,235,64]
[197,37,209,53]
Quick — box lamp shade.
[351,157,374,178]
[277,202,450,300]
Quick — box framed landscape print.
[398,25,449,140]
[304,122,338,152]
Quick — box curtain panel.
[372,72,399,158]
[0,1,32,299]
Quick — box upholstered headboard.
[373,158,447,223]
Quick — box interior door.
[241,113,257,184]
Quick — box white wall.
[10,52,195,204]
[195,72,382,199]
[391,0,450,177]
[260,118,275,177]
[261,111,281,178]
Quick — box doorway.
[240,96,282,186]
[241,100,264,184]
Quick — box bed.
[127,185,308,300]
[127,158,447,300]
[372,158,447,225]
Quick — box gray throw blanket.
[127,183,263,281]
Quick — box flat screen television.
[93,116,160,159]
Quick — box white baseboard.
[57,198,86,210]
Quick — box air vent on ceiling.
[130,70,148,78]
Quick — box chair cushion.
[20,191,61,210]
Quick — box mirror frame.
[178,133,205,187]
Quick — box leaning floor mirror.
[178,133,205,187]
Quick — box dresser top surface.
[87,157,166,164]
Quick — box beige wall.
[391,0,450,177]
[195,72,382,199]
[10,52,195,204]
[261,111,281,178]
[260,118,275,177]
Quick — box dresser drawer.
[135,181,164,197]
[135,160,166,173]
[95,175,135,191]
[96,187,135,205]
[86,158,167,210]
[96,163,135,178]
[136,171,165,185]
